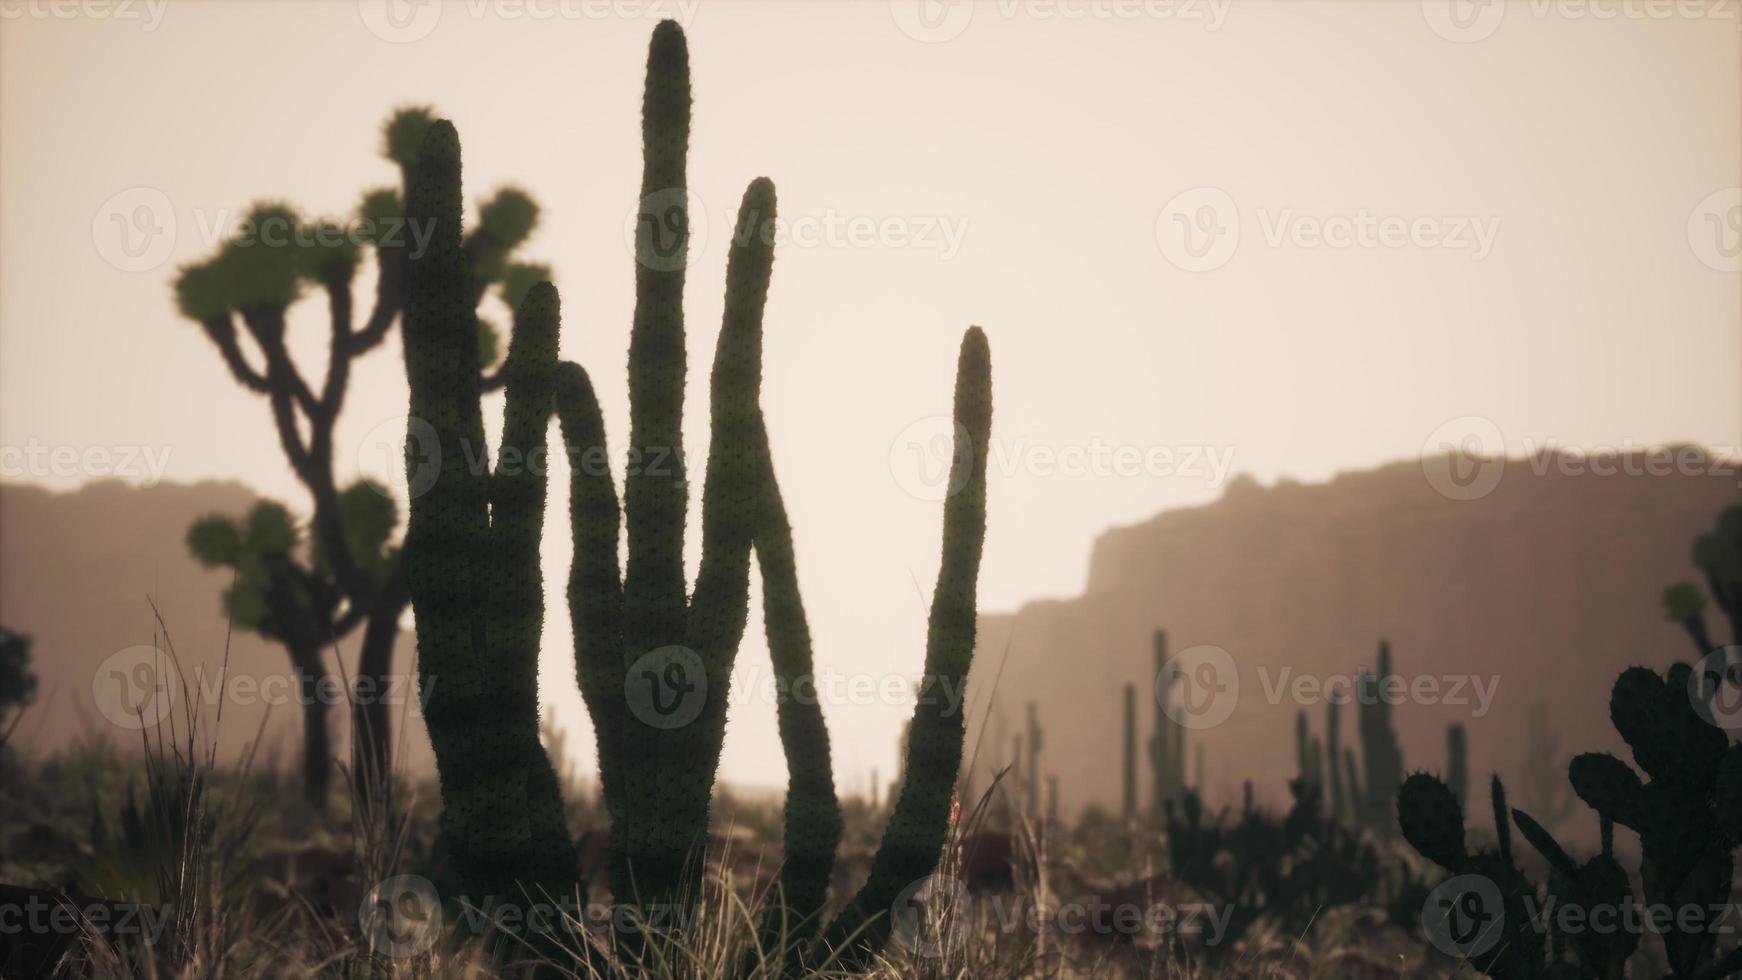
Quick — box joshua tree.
[1662,504,1740,658]
[400,23,991,973]
[175,108,548,806]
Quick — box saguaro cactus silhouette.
[1346,640,1406,835]
[401,22,992,972]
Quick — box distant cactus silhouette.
[1122,683,1138,822]
[173,107,546,805]
[1346,640,1407,836]
[1024,701,1044,819]
[1514,701,1578,833]
[1446,722,1469,809]
[1149,629,1188,818]
[400,22,991,973]
[1295,709,1325,801]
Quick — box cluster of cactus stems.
[401,22,992,973]
[1348,640,1407,836]
[1399,504,1742,980]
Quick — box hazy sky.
[3,0,1739,789]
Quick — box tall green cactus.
[1148,629,1187,818]
[402,22,992,972]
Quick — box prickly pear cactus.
[1568,664,1742,978]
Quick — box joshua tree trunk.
[351,575,408,803]
[289,646,333,808]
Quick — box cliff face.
[968,452,1739,827]
[0,480,433,775]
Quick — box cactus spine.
[1148,629,1187,818]
[402,23,992,972]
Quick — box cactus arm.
[194,317,273,393]
[749,412,843,960]
[483,281,579,893]
[554,360,632,902]
[403,120,573,902]
[818,327,991,970]
[622,19,694,664]
[687,179,778,686]
[1510,807,1576,876]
